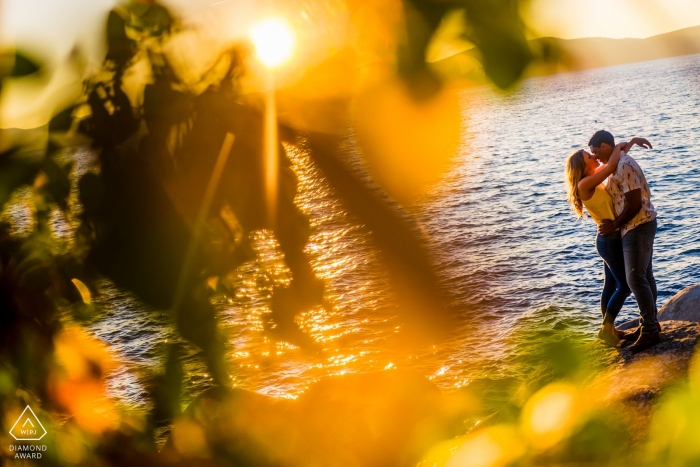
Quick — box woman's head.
[565,149,598,217]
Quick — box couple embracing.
[565,130,659,352]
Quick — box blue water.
[427,53,700,328]
[413,54,700,390]
[4,54,700,411]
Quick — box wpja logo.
[8,406,48,460]
[9,406,46,441]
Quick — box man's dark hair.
[588,130,615,148]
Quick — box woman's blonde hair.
[564,149,586,217]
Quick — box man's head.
[588,130,615,163]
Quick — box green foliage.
[48,106,76,133]
[459,0,533,88]
[9,52,42,78]
[399,0,534,92]
[0,149,39,211]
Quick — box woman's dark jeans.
[596,231,632,324]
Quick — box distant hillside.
[432,25,700,81]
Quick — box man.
[589,130,659,352]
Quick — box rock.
[596,286,700,433]
[588,320,700,445]
[617,318,638,331]
[619,320,700,360]
[658,284,700,322]
[616,285,700,330]
[597,321,700,409]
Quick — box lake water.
[4,54,700,413]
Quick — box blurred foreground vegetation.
[1,0,700,466]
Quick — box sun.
[250,17,296,68]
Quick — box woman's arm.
[578,143,626,196]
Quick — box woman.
[565,138,649,346]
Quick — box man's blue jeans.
[622,218,658,333]
[596,231,631,324]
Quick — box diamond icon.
[9,406,47,441]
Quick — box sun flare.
[250,17,296,68]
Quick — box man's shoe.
[621,326,641,342]
[621,323,662,341]
[627,331,661,353]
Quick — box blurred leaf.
[355,76,461,204]
[399,0,450,91]
[521,382,585,450]
[0,149,40,212]
[106,9,136,68]
[10,52,42,77]
[69,278,98,321]
[125,1,175,37]
[77,172,103,218]
[143,76,192,130]
[647,385,700,466]
[439,424,525,467]
[170,418,210,458]
[559,411,632,463]
[40,157,73,211]
[70,302,97,322]
[306,132,452,343]
[52,327,119,434]
[151,344,183,424]
[398,1,532,90]
[54,326,116,380]
[14,231,55,291]
[71,278,93,305]
[276,48,359,134]
[461,0,533,89]
[83,81,140,146]
[68,45,88,76]
[49,106,76,133]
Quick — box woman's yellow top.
[582,184,616,225]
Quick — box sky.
[4,0,700,52]
[528,0,700,40]
[2,0,700,127]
